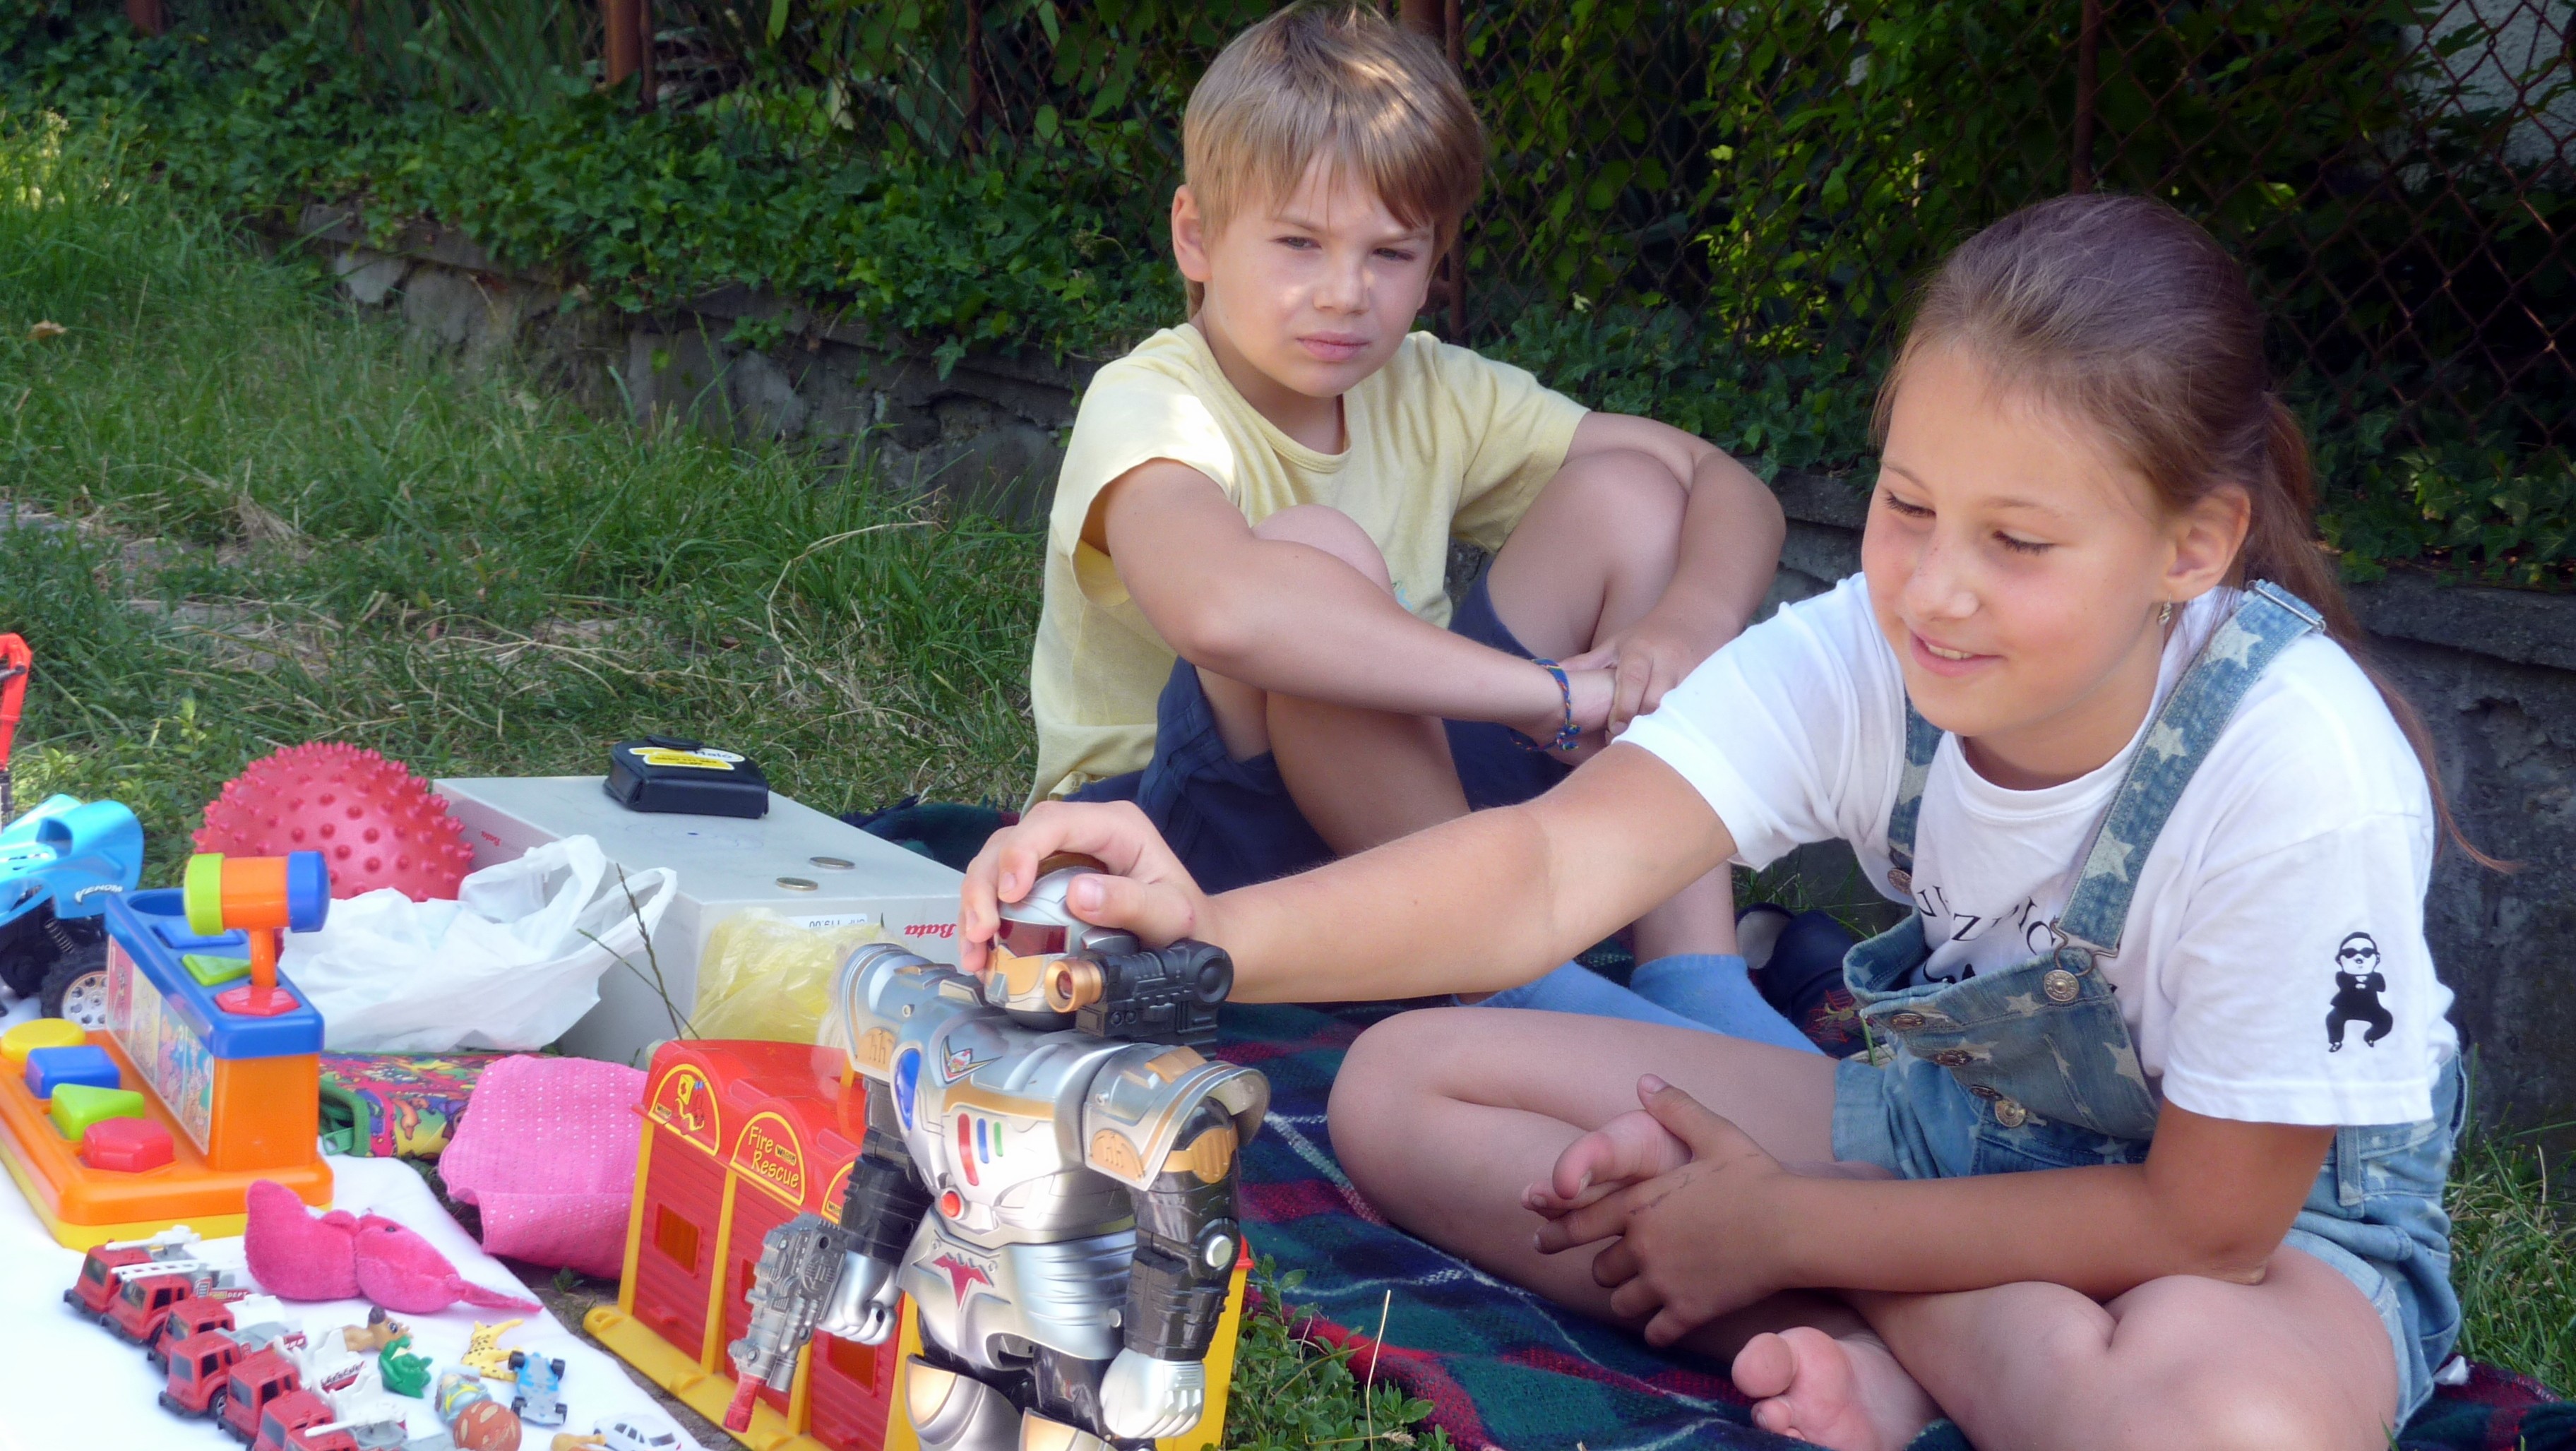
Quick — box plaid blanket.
[1213,1001,2574,1451]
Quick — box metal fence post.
[2071,0,2101,193]
[1399,0,1468,338]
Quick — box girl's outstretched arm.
[961,744,1734,1001]
[1534,1079,2332,1346]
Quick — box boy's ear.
[1171,185,1215,285]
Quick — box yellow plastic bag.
[692,909,885,1044]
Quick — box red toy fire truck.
[104,1258,240,1345]
[64,1225,201,1318]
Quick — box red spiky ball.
[196,742,475,901]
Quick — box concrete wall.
[304,206,1092,524]
[313,213,2576,1129]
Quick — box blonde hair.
[1180,3,1483,313]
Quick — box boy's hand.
[959,800,1215,977]
[1561,611,1721,738]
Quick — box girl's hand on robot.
[958,799,1215,977]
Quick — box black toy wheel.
[513,1396,527,1415]
[40,937,110,1029]
[204,1387,227,1424]
[508,1349,525,1371]
[0,910,100,1003]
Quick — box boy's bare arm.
[1091,459,1597,735]
[1558,414,1787,733]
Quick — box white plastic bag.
[279,836,676,1051]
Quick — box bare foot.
[1525,1106,1691,1214]
[1732,1326,1938,1451]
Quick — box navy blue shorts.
[1068,568,1569,894]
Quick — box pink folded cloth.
[438,1053,647,1278]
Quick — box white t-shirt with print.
[1620,575,2457,1128]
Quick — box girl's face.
[1861,345,2247,789]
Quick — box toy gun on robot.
[1037,939,1232,1047]
[722,1213,861,1431]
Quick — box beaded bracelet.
[1522,658,1582,754]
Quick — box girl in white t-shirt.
[959,194,2483,1450]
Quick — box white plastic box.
[433,776,966,1064]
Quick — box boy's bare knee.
[1546,450,1688,547]
[1254,504,1393,590]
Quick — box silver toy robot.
[724,864,1268,1451]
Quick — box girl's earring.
[2157,601,2174,626]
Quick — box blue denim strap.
[1884,705,1944,891]
[2053,581,2324,955]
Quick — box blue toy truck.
[0,794,146,1027]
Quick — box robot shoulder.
[836,942,969,1085]
[1078,1043,1269,1189]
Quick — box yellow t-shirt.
[1027,323,1590,804]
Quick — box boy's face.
[1174,158,1438,402]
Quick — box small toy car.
[595,1419,681,1451]
[0,794,144,1026]
[506,1349,568,1427]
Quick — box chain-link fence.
[1447,0,2570,467]
[777,0,2567,472]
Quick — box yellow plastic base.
[592,1266,1251,1451]
[585,1301,828,1451]
[0,1032,330,1249]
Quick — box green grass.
[1,117,1045,885]
[3,112,2571,1437]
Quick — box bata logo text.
[905,921,958,938]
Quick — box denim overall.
[1829,581,2464,1421]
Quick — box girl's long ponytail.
[2246,397,2510,870]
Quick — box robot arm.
[822,1087,932,1345]
[1122,1097,1242,1362]
[1083,1048,1265,1443]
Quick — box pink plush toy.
[244,1178,537,1313]
[244,1179,362,1300]
[351,1215,538,1314]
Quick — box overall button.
[1967,1084,2002,1100]
[2041,969,2082,1003]
[1993,1098,2029,1128]
[1888,1012,1926,1032]
[1931,1049,1975,1067]
[1888,868,1913,893]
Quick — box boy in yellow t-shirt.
[1029,5,1801,1028]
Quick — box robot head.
[989,858,1137,1023]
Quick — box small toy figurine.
[342,1307,411,1354]
[378,1331,433,1399]
[460,1319,527,1379]
[727,860,1267,1450]
[506,1348,568,1427]
[438,1368,525,1451]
